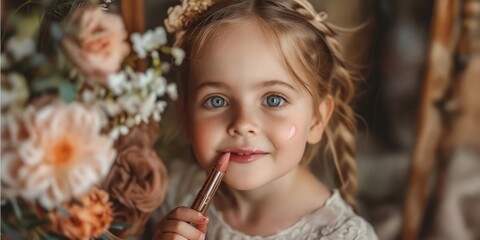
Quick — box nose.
[227,106,259,137]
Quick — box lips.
[222,148,268,163]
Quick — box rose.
[103,145,168,212]
[62,7,130,84]
[103,145,168,213]
[102,145,168,237]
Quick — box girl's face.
[186,20,327,191]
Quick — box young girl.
[154,0,378,239]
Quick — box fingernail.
[199,215,208,223]
[199,233,205,240]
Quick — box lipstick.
[191,152,230,215]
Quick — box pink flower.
[1,99,116,209]
[62,7,130,84]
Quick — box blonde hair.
[176,0,359,209]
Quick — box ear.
[307,95,334,144]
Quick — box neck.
[214,165,331,236]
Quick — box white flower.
[140,93,157,119]
[117,94,142,115]
[81,90,96,104]
[134,69,155,89]
[1,100,116,209]
[151,75,167,97]
[153,111,161,122]
[167,83,178,100]
[131,33,147,59]
[161,62,171,73]
[118,125,129,135]
[171,47,185,66]
[107,71,128,95]
[1,73,29,109]
[98,99,121,117]
[131,27,168,59]
[109,127,121,140]
[143,27,167,51]
[156,101,168,113]
[6,37,36,61]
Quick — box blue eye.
[204,96,227,108]
[263,95,285,107]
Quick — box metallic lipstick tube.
[191,153,230,215]
[191,168,224,215]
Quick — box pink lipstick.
[191,152,230,215]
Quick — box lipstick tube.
[191,152,230,215]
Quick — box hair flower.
[164,0,214,33]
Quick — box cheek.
[188,115,224,168]
[268,118,308,150]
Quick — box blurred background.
[2,0,479,239]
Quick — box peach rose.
[103,145,168,213]
[62,7,130,84]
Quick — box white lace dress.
[153,160,378,240]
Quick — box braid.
[323,24,359,211]
[292,0,359,210]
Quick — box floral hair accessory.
[293,0,328,22]
[164,0,213,45]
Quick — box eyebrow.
[195,81,230,92]
[194,79,297,92]
[260,80,297,92]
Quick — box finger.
[167,206,209,225]
[161,220,205,240]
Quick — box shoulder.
[310,190,379,240]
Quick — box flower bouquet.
[1,0,181,239]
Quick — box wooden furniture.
[121,0,145,33]
[403,0,480,239]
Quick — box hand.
[153,206,209,240]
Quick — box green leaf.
[26,218,50,229]
[10,198,23,220]
[109,222,132,230]
[59,81,77,103]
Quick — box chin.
[223,175,269,191]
